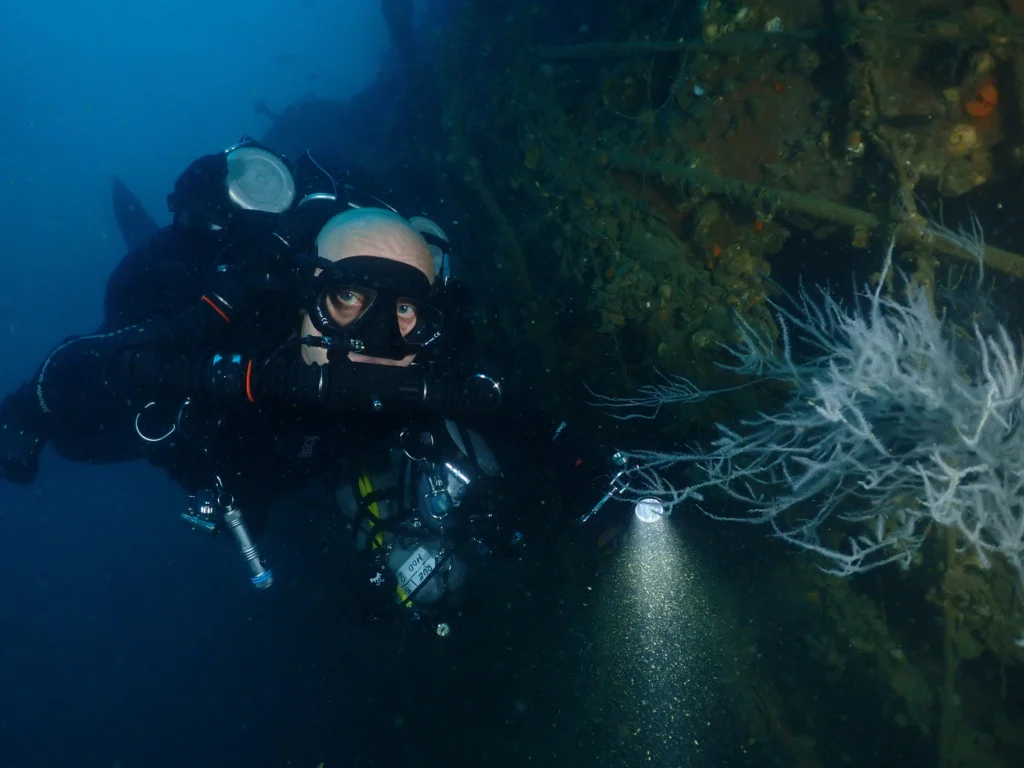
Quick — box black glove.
[0,425,44,484]
[0,382,49,485]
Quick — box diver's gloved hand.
[0,383,49,485]
[0,425,44,485]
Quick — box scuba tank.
[335,420,503,624]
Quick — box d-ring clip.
[135,401,176,443]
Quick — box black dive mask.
[305,255,444,361]
[168,139,297,234]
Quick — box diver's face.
[301,210,435,367]
[322,287,420,365]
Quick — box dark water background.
[3,1,1024,767]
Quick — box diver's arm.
[36,304,230,421]
[126,347,503,416]
[0,305,224,482]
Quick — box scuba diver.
[103,140,301,332]
[0,138,452,476]
[103,137,412,333]
[0,141,507,629]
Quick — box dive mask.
[168,138,296,233]
[224,141,296,213]
[306,255,444,361]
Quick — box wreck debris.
[608,153,1024,279]
[419,1,1024,761]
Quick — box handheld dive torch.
[183,482,274,589]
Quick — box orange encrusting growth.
[964,82,998,118]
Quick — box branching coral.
[599,237,1024,590]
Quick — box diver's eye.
[325,288,369,327]
[396,302,419,337]
[335,289,362,307]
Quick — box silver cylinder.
[222,504,274,589]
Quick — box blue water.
[0,3,392,766]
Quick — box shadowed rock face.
[258,75,445,217]
[260,96,385,166]
[382,0,415,68]
[257,0,474,211]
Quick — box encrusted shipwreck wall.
[421,1,1024,766]
[432,0,1024,389]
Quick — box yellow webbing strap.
[396,583,412,606]
[358,473,414,608]
[357,474,385,550]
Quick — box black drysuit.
[20,294,439,534]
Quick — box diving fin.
[112,175,159,251]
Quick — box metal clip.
[579,469,632,525]
[134,402,176,443]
